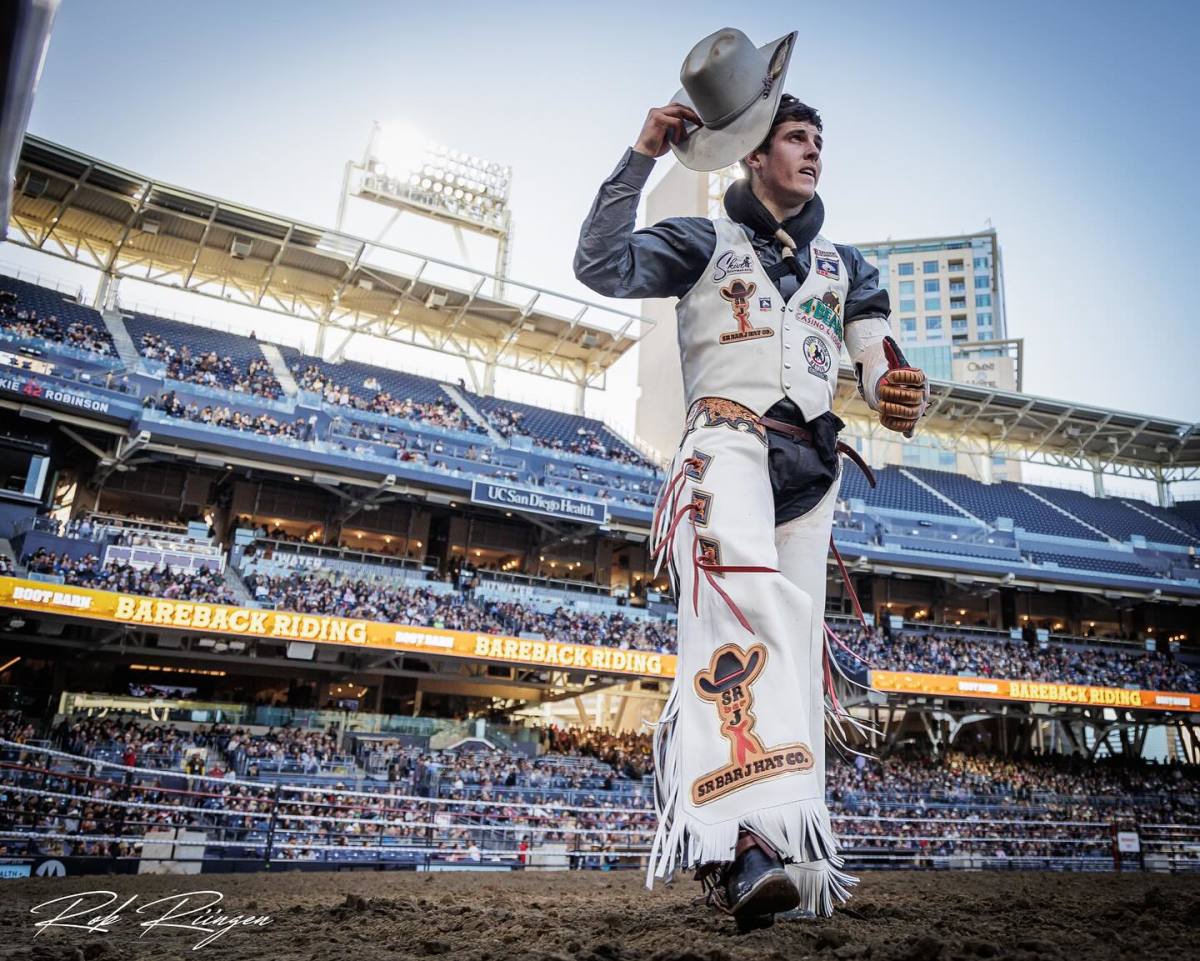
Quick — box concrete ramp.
[258,342,299,397]
[100,310,141,369]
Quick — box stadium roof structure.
[832,368,1200,485]
[7,135,649,396]
[6,137,1198,483]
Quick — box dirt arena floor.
[1,869,1197,961]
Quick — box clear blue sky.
[11,0,1200,434]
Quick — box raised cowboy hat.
[670,27,797,172]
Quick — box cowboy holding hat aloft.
[574,27,928,925]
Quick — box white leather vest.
[675,218,850,421]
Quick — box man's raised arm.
[573,104,715,301]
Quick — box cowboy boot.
[697,831,800,929]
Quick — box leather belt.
[758,415,877,489]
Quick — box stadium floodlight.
[336,120,515,282]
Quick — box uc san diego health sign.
[470,479,608,525]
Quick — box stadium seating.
[839,465,964,517]
[897,539,1023,563]
[906,467,1107,540]
[844,625,1199,691]
[0,273,115,356]
[1,717,1195,873]
[465,390,652,469]
[1117,498,1200,545]
[125,312,262,374]
[1027,550,1157,579]
[3,273,1198,594]
[1029,484,1199,547]
[1173,500,1200,530]
[282,346,452,408]
[124,312,282,397]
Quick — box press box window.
[0,450,49,500]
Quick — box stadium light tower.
[336,121,514,285]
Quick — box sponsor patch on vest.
[803,335,832,379]
[718,279,774,344]
[758,296,772,311]
[796,293,844,349]
[712,250,754,282]
[815,248,839,278]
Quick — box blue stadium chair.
[839,465,963,518]
[905,467,1106,541]
[1027,550,1156,579]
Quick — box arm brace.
[845,315,893,410]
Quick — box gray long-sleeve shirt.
[573,149,889,322]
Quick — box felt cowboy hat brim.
[696,647,762,696]
[670,31,797,173]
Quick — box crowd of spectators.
[140,334,281,398]
[838,626,1200,692]
[333,420,494,469]
[294,364,482,434]
[481,404,651,470]
[2,713,1198,867]
[243,570,677,654]
[23,549,236,605]
[545,462,658,498]
[225,725,348,777]
[330,421,654,507]
[53,716,218,770]
[381,745,644,798]
[541,724,653,780]
[143,389,318,440]
[0,291,113,355]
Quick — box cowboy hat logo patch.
[718,279,774,345]
[691,642,813,805]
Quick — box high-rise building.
[855,230,1006,349]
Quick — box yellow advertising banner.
[870,669,1200,713]
[6,574,1193,709]
[0,576,676,681]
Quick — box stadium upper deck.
[1,268,1199,606]
[7,135,1200,482]
[9,135,650,396]
[1,135,1199,721]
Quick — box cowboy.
[574,27,928,925]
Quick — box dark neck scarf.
[723,178,825,281]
